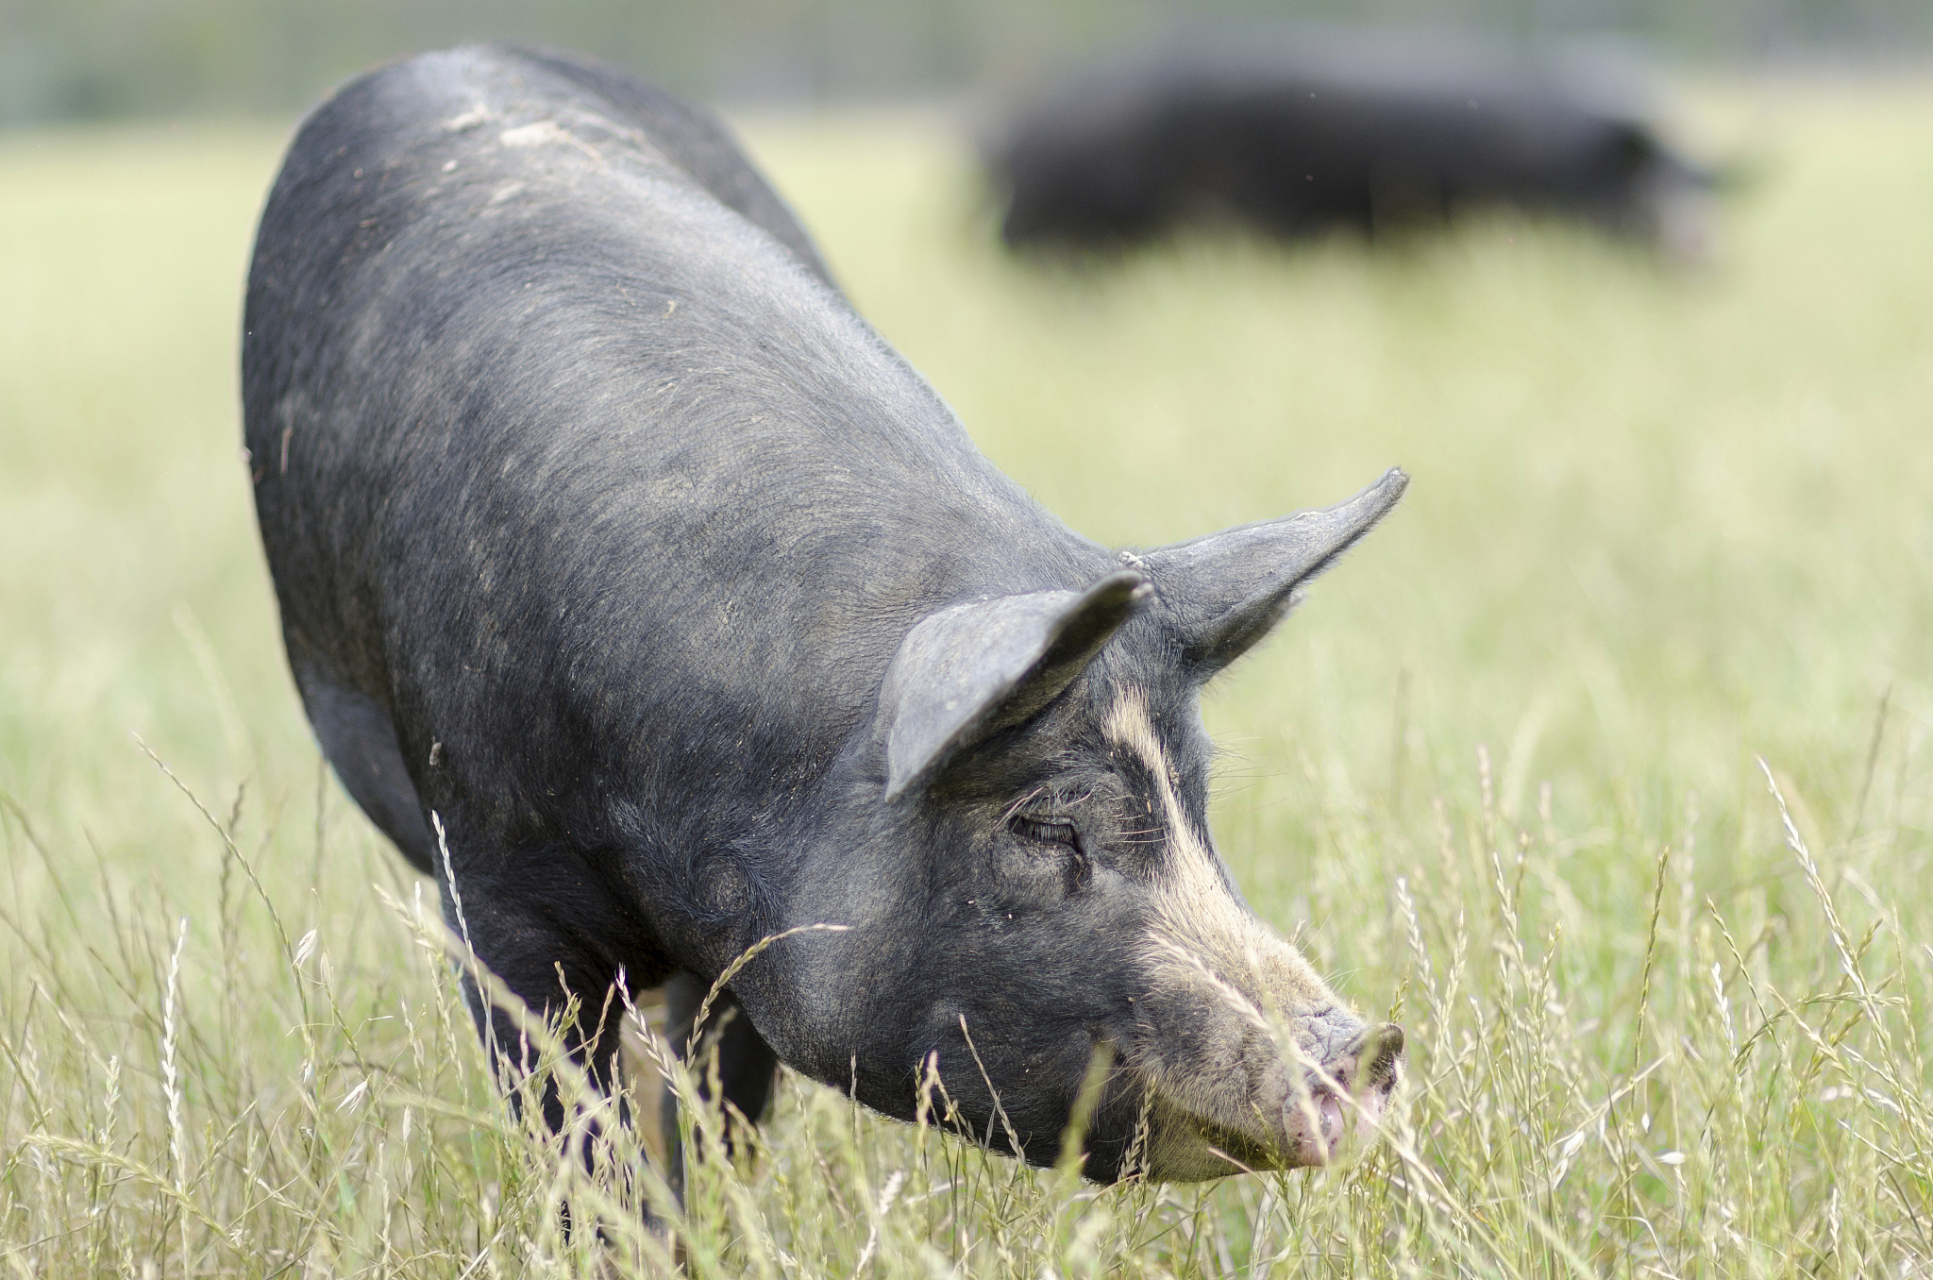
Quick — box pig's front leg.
[436,849,661,1192]
[660,971,781,1202]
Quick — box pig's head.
[756,470,1408,1182]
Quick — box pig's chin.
[1137,1094,1289,1181]
[1138,1081,1390,1181]
[1128,1023,1406,1181]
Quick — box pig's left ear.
[879,570,1149,801]
[1139,468,1407,679]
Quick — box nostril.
[1350,1022,1405,1091]
[1284,1022,1409,1165]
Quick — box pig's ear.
[880,570,1149,801]
[1138,468,1407,679]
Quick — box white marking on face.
[1102,686,1349,1171]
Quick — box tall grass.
[4,83,1932,1276]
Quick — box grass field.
[3,81,1932,1277]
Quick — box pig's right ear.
[1139,468,1407,678]
[877,570,1149,801]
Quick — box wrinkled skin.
[813,675,1408,1179]
[243,44,1407,1189]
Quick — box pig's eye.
[1010,814,1082,855]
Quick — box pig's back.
[243,45,1102,847]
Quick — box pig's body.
[245,45,1405,1188]
[991,35,1714,256]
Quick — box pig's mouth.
[1274,1020,1405,1165]
[1129,1021,1406,1181]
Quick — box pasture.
[3,80,1932,1277]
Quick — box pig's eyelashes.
[1009,814,1089,891]
[1009,814,1082,856]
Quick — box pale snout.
[1280,1021,1406,1166]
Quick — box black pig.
[990,34,1716,258]
[243,45,1407,1187]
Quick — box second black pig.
[991,34,1717,258]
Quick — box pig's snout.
[1282,1021,1405,1165]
